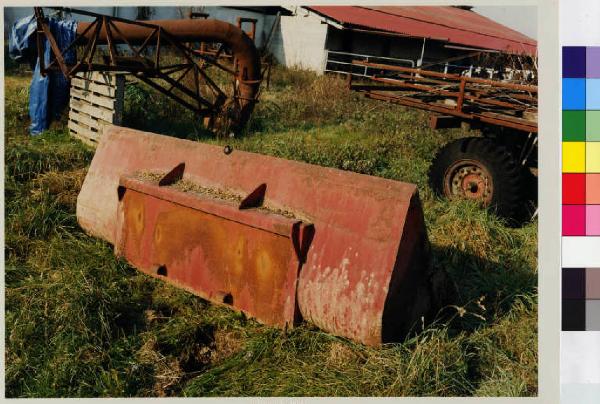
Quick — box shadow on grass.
[430,243,537,335]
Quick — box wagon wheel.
[443,159,494,205]
[428,137,527,221]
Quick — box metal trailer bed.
[347,60,538,221]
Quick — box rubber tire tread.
[428,137,525,220]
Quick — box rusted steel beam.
[353,60,538,93]
[107,19,137,58]
[354,77,531,111]
[467,95,531,111]
[35,8,69,77]
[103,17,118,66]
[362,71,538,104]
[237,17,257,41]
[348,58,537,133]
[350,84,425,92]
[354,77,461,98]
[366,91,472,119]
[456,78,466,113]
[164,64,193,94]
[429,115,463,129]
[56,18,95,65]
[70,20,102,76]
[135,28,158,57]
[374,71,459,87]
[134,74,208,114]
[77,126,436,345]
[365,91,537,133]
[478,112,539,132]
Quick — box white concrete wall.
[270,7,328,73]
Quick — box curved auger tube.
[77,19,261,130]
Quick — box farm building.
[5,5,536,77]
[272,6,537,77]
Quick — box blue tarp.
[9,15,77,135]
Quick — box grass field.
[4,66,538,397]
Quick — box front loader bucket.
[77,126,435,345]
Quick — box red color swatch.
[563,173,587,204]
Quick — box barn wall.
[270,8,328,72]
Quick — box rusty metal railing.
[348,60,538,133]
[324,49,415,76]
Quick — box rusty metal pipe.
[77,18,261,124]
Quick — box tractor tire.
[428,137,526,220]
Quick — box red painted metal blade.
[77,126,430,345]
[115,176,303,327]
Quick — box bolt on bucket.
[77,126,439,345]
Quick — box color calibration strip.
[562,46,600,237]
[561,5,600,401]
[562,268,600,330]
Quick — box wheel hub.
[444,161,493,205]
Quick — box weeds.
[5,68,537,397]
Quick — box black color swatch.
[562,299,586,331]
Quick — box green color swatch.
[563,110,586,141]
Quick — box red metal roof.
[307,6,537,56]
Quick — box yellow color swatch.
[563,142,586,173]
[587,142,600,173]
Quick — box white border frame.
[0,1,559,402]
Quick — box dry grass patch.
[212,329,245,364]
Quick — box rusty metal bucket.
[77,126,436,345]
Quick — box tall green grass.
[5,67,537,397]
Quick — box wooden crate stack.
[68,71,125,146]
